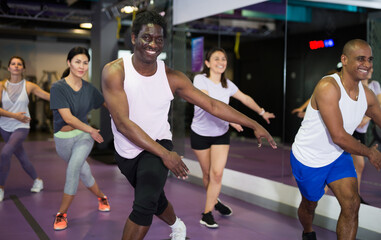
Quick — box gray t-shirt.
[50,79,104,133]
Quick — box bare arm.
[377,93,381,106]
[358,90,381,128]
[58,108,104,143]
[364,89,381,132]
[232,89,275,124]
[313,77,381,170]
[292,98,310,114]
[291,98,310,118]
[101,59,188,179]
[357,116,371,128]
[167,67,276,148]
[26,81,50,101]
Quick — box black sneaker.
[302,231,317,240]
[200,211,218,228]
[215,199,233,216]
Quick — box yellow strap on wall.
[234,32,241,59]
[116,16,121,39]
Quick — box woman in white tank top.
[0,56,50,202]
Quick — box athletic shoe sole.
[199,219,219,228]
[217,208,233,216]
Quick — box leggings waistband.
[54,129,84,139]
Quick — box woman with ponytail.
[50,47,110,231]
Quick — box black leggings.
[115,139,172,226]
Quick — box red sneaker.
[53,213,67,231]
[98,196,111,212]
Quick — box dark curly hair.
[132,10,167,38]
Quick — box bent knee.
[301,198,318,212]
[342,195,360,213]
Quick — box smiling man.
[291,39,381,240]
[101,9,276,240]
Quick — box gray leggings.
[54,132,95,195]
[0,128,37,186]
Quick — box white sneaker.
[31,179,43,193]
[0,188,4,202]
[170,218,186,240]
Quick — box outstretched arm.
[101,59,189,179]
[291,98,310,118]
[167,68,277,148]
[232,89,275,124]
[27,81,50,101]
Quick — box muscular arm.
[101,59,188,178]
[232,89,275,124]
[313,77,381,170]
[364,88,381,132]
[358,87,381,128]
[167,67,276,148]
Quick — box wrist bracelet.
[259,108,265,116]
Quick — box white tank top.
[0,80,30,132]
[111,56,174,159]
[292,73,367,167]
[355,80,381,133]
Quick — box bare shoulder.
[103,58,124,73]
[165,66,193,94]
[311,76,340,108]
[165,65,185,80]
[363,85,378,104]
[102,58,124,82]
[25,80,38,90]
[363,84,375,95]
[315,76,339,93]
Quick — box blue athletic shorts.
[290,150,357,202]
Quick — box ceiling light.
[121,6,138,14]
[80,23,92,29]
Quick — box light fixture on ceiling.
[121,6,138,14]
[79,23,92,29]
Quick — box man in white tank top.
[101,10,277,240]
[291,39,381,240]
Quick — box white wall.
[183,157,381,236]
[173,0,266,25]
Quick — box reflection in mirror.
[285,2,381,208]
[171,1,287,192]
[171,0,381,209]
